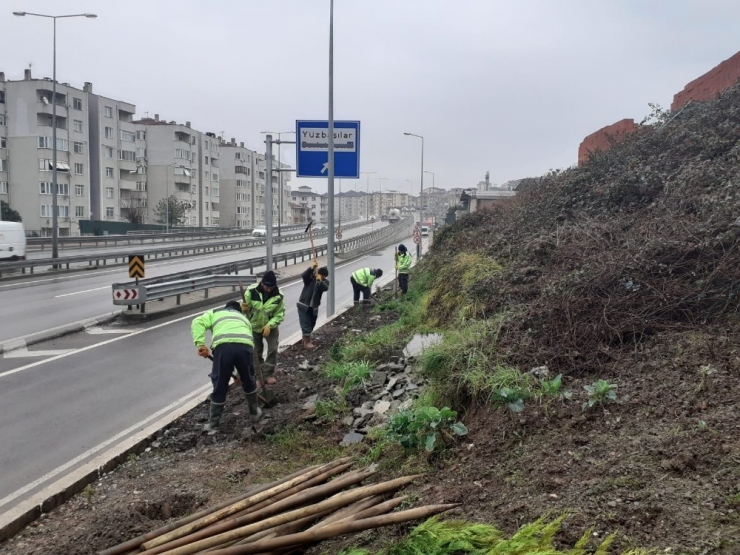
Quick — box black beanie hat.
[398,244,407,252]
[225,300,241,311]
[262,270,277,287]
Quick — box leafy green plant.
[315,398,349,420]
[387,405,468,453]
[583,379,618,409]
[539,374,573,401]
[324,360,374,392]
[82,484,95,505]
[491,387,530,413]
[696,364,717,393]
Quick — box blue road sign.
[295,120,360,178]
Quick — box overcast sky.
[2,0,739,194]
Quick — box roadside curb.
[0,312,121,355]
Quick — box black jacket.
[298,267,330,308]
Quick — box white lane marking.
[54,286,109,298]
[0,383,211,511]
[85,327,142,334]
[0,254,372,378]
[4,347,75,358]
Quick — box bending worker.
[297,261,330,350]
[191,300,261,434]
[395,244,412,295]
[243,270,285,385]
[350,267,383,305]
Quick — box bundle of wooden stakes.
[98,457,457,555]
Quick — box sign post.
[128,255,145,280]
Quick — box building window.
[136,130,146,140]
[205,186,209,195]
[0,115,5,126]
[104,146,114,159]
[212,187,219,197]
[41,205,69,217]
[73,97,82,110]
[75,206,84,218]
[213,218,219,226]
[119,150,135,161]
[106,207,114,218]
[73,120,83,132]
[38,137,69,151]
[136,147,146,158]
[205,217,209,225]
[205,156,209,165]
[204,171,209,181]
[74,163,84,175]
[0,182,7,194]
[120,130,135,142]
[105,127,113,139]
[105,167,114,178]
[212,172,219,182]
[174,148,190,159]
[106,187,114,199]
[0,137,5,149]
[104,106,113,118]
[73,142,83,154]
[236,179,246,187]
[205,202,209,210]
[136,182,146,191]
[204,140,209,150]
[75,184,84,196]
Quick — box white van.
[421,226,429,237]
[0,222,27,261]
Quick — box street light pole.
[327,0,336,316]
[424,170,435,189]
[261,130,295,236]
[265,134,274,271]
[360,171,376,221]
[13,11,97,260]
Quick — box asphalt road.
[0,222,388,342]
[0,238,414,512]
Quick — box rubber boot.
[204,402,225,435]
[246,392,262,424]
[302,336,316,351]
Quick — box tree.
[154,195,189,227]
[1,201,22,222]
[120,195,147,225]
[445,204,461,225]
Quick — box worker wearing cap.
[192,300,261,434]
[395,244,412,295]
[350,268,384,305]
[297,261,330,350]
[243,270,285,385]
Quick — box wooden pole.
[97,465,322,555]
[153,475,422,555]
[208,504,459,555]
[140,458,350,550]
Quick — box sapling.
[583,379,617,410]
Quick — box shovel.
[253,350,278,408]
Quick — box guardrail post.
[176,294,181,305]
[205,288,209,299]
[140,303,146,314]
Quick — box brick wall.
[672,50,740,110]
[577,118,638,165]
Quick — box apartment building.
[219,138,293,229]
[334,190,368,222]
[291,185,328,223]
[0,69,93,235]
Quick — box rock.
[352,407,374,421]
[392,388,406,398]
[406,383,419,391]
[342,416,355,427]
[607,501,617,508]
[389,400,401,412]
[298,359,310,370]
[372,371,388,386]
[386,377,399,391]
[368,412,388,427]
[529,365,549,378]
[375,363,390,372]
[398,399,414,411]
[301,394,319,410]
[374,400,391,414]
[361,401,375,410]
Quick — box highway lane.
[0,238,413,510]
[0,222,388,342]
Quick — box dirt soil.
[3,306,740,554]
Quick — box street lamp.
[404,132,424,256]
[14,11,96,259]
[360,171,376,221]
[424,170,435,189]
[261,130,295,236]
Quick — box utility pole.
[265,134,273,271]
[326,0,336,316]
[404,132,424,258]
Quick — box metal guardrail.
[0,220,368,278]
[26,223,315,250]
[113,243,330,313]
[336,217,414,258]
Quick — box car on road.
[0,221,26,261]
[421,226,429,237]
[313,224,327,231]
[252,226,267,237]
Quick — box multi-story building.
[334,190,368,222]
[291,185,327,223]
[0,69,93,235]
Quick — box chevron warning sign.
[128,255,145,279]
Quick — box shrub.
[387,405,468,453]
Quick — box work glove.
[316,274,323,282]
[240,302,250,315]
[395,264,398,270]
[262,325,271,337]
[197,346,211,358]
[312,260,318,269]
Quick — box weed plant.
[324,360,374,392]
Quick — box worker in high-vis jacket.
[242,271,285,384]
[350,267,383,305]
[395,244,413,295]
[191,300,261,434]
[297,260,330,350]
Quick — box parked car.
[421,226,429,237]
[0,221,27,261]
[252,226,267,237]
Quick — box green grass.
[337,515,649,555]
[315,397,350,420]
[266,425,349,463]
[324,360,374,392]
